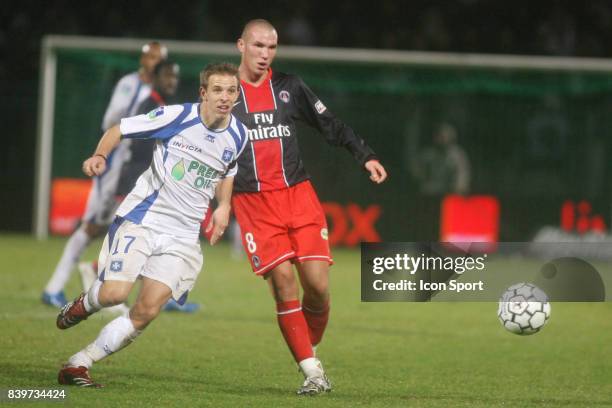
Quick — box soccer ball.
[497,282,551,335]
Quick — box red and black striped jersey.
[232,69,377,193]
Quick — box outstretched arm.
[206,176,234,245]
[294,75,387,183]
[82,125,122,177]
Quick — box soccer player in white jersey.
[55,62,247,388]
[42,42,168,308]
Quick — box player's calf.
[128,276,174,329]
[129,300,165,330]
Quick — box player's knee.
[297,261,329,296]
[268,269,298,301]
[304,283,329,304]
[313,278,329,295]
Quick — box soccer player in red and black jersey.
[231,19,387,395]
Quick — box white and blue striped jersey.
[82,72,152,225]
[116,103,248,241]
[102,72,152,131]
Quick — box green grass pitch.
[1,234,611,407]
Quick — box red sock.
[276,300,314,363]
[302,301,330,347]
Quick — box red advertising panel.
[440,195,499,251]
[49,178,92,235]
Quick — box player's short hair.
[142,41,168,59]
[199,62,240,89]
[241,19,276,39]
[153,60,179,77]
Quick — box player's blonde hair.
[199,62,240,89]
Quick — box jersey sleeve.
[102,75,136,131]
[120,105,185,140]
[223,120,249,178]
[293,75,377,166]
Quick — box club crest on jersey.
[147,106,164,119]
[110,260,123,272]
[279,90,290,103]
[314,100,327,114]
[222,148,234,163]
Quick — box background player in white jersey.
[55,63,247,388]
[42,42,168,308]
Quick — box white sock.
[298,357,324,379]
[78,261,97,292]
[83,280,102,313]
[45,228,91,293]
[67,315,141,368]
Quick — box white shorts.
[82,140,132,226]
[97,218,203,304]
